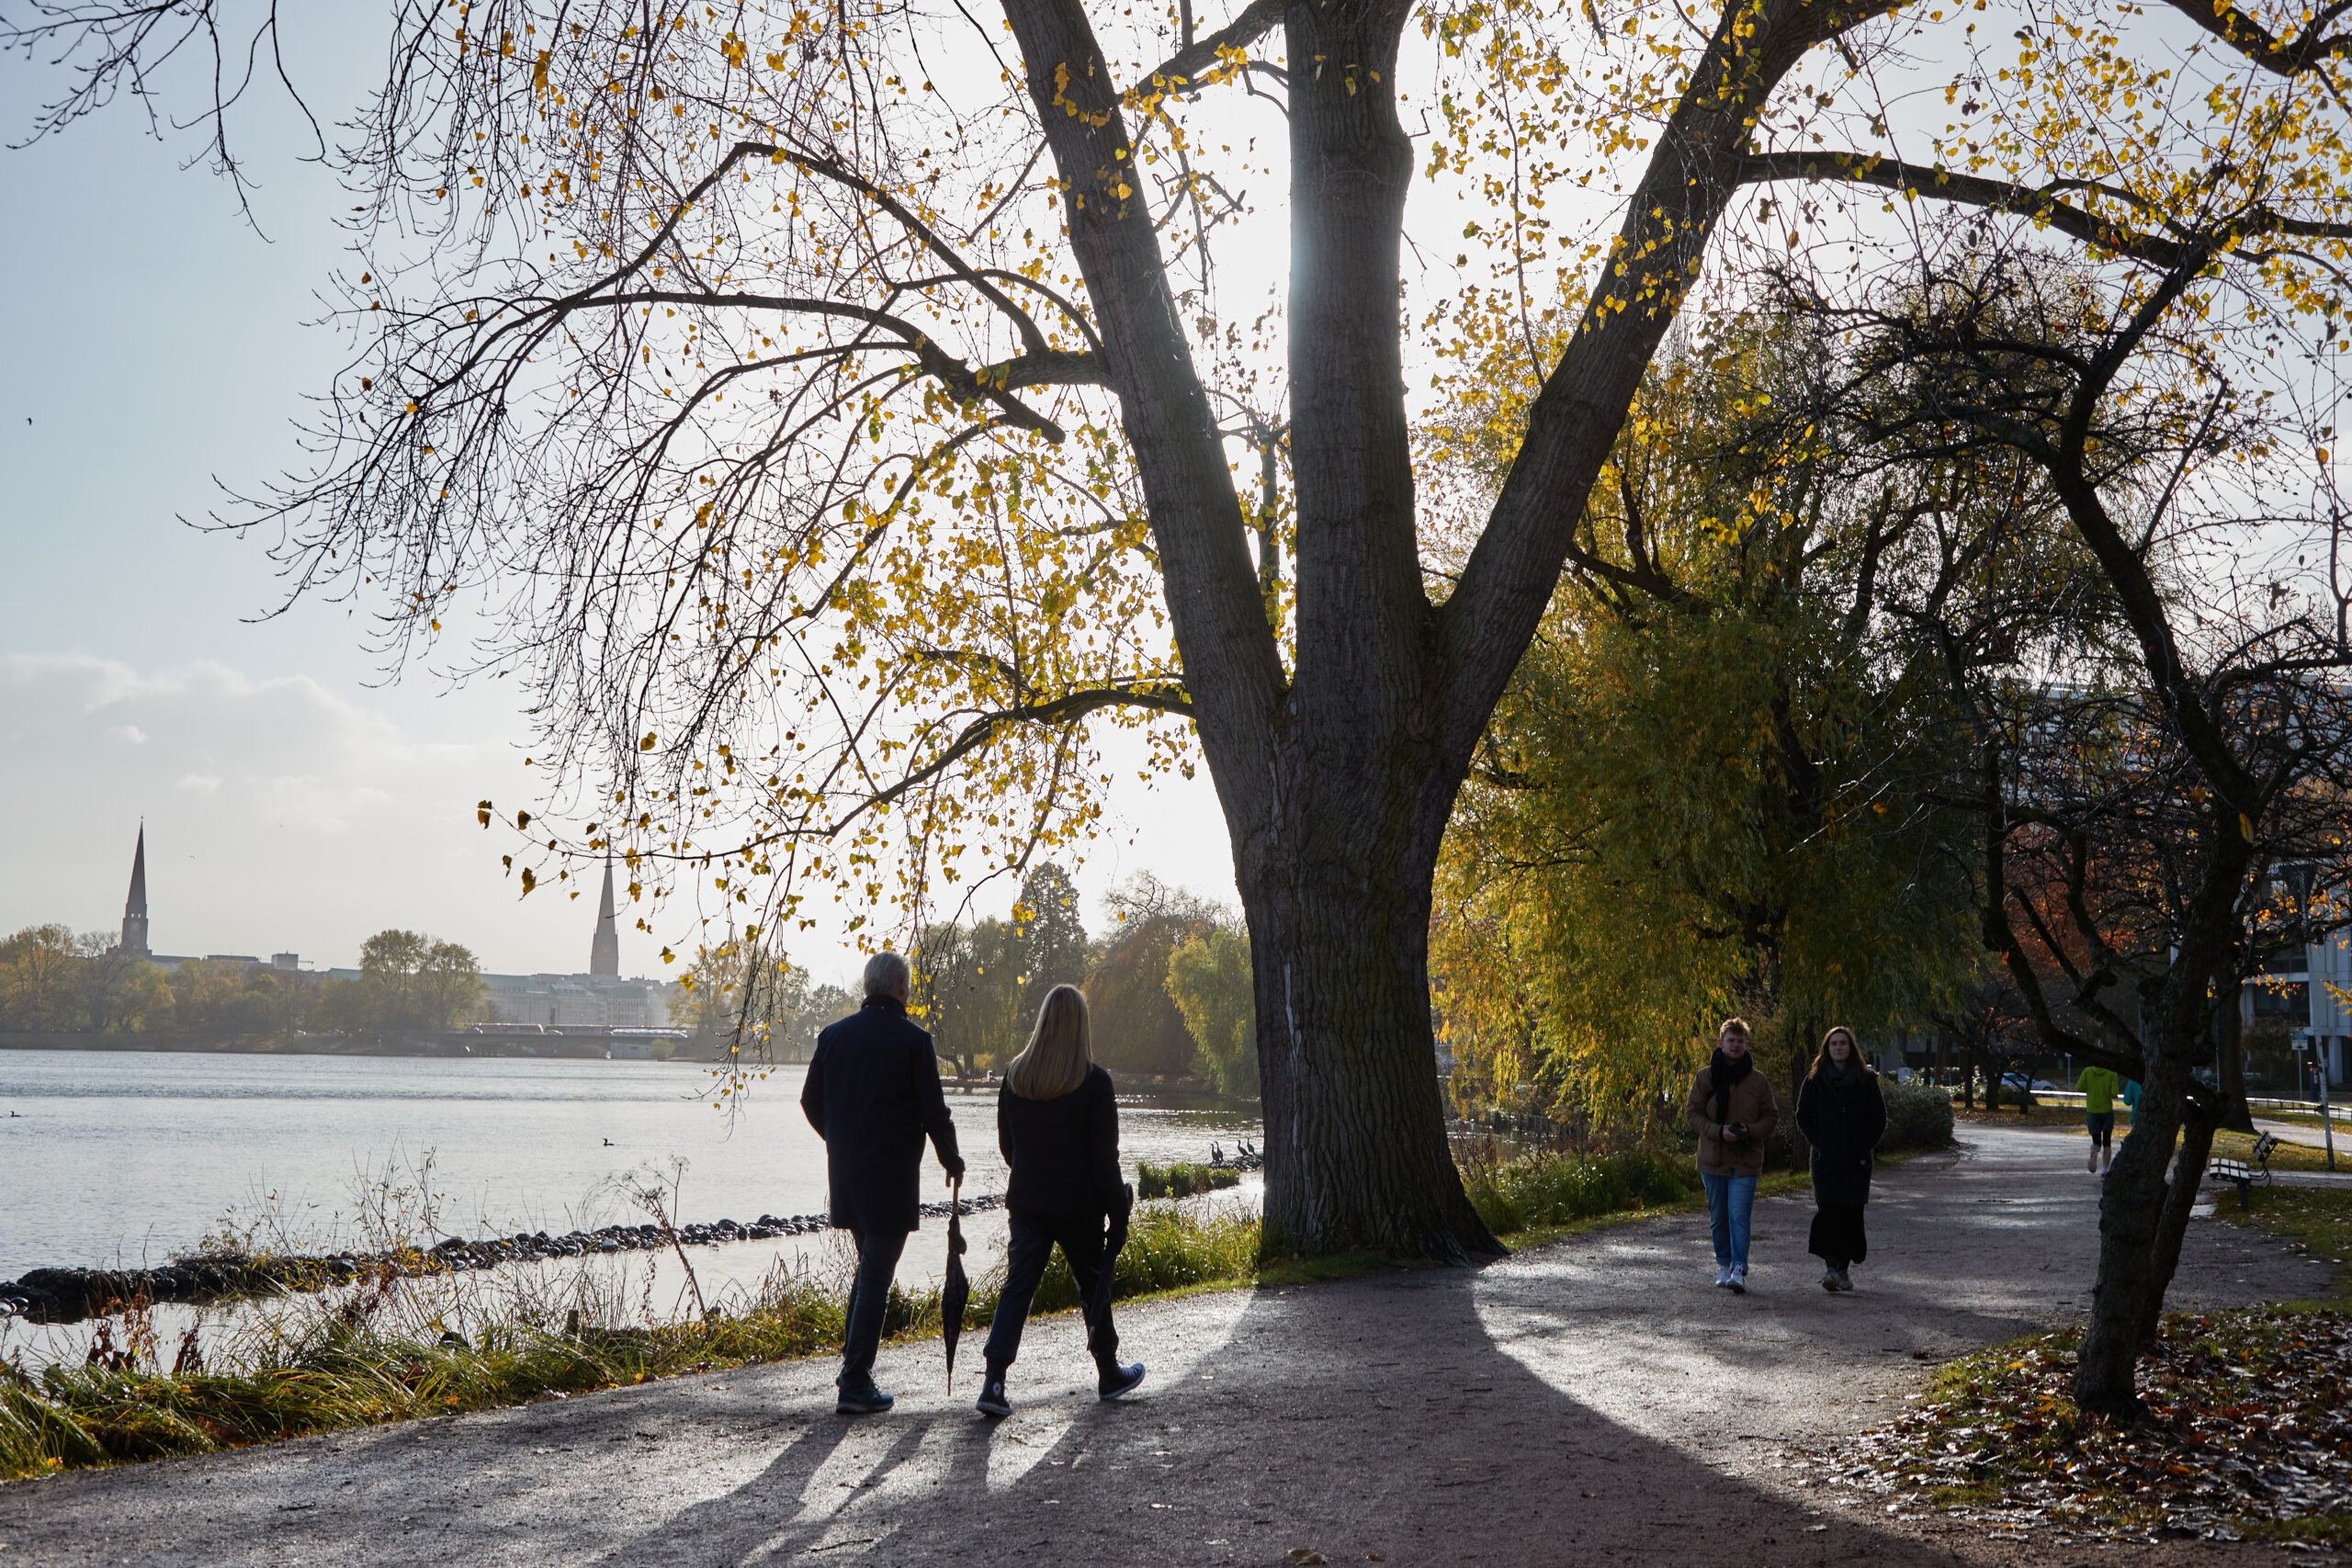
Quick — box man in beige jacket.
[1685,1018,1780,1293]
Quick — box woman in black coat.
[975,984,1146,1417]
[1794,1025,1887,1293]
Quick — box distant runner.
[2075,1063,2120,1175]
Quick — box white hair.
[862,950,911,998]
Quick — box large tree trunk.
[2215,978,2255,1133]
[2075,1041,2188,1416]
[2137,1091,2219,1344]
[1239,822,1499,1260]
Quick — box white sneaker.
[1728,1268,1748,1295]
[1714,1265,1732,1288]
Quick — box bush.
[1136,1161,1242,1200]
[1881,1078,1956,1150]
[1456,1145,1697,1235]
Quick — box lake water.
[0,1051,1263,1275]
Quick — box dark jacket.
[1796,1065,1887,1208]
[801,996,962,1234]
[998,1066,1127,1219]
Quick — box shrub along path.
[0,1124,2328,1567]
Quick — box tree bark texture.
[2073,836,2246,1413]
[2215,979,2255,1133]
[2137,1094,2219,1345]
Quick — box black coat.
[997,1066,1126,1219]
[1796,1066,1887,1208]
[801,997,962,1234]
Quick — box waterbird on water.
[603,1138,615,1146]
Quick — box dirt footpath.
[0,1124,2330,1567]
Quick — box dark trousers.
[1808,1202,1868,1268]
[981,1208,1116,1371]
[839,1226,910,1388]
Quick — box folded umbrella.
[942,1174,969,1391]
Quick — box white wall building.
[479,973,673,1030]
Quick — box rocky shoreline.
[0,1192,1005,1325]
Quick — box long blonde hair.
[1007,985,1092,1100]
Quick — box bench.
[2207,1133,2284,1210]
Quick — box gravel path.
[0,1124,2332,1566]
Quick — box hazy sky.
[0,11,1235,981]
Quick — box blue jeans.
[1703,1173,1758,1271]
[839,1227,910,1388]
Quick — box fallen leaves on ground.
[1831,1308,2352,1545]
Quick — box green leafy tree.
[916,918,1030,1076]
[790,982,860,1060]
[1167,924,1258,1096]
[351,930,487,1032]
[1086,875,1219,1077]
[670,942,811,1055]
[357,931,433,1032]
[1013,863,1090,1021]
[0,924,88,1031]
[415,941,487,1030]
[167,960,305,1043]
[73,933,175,1032]
[1430,319,2035,1123]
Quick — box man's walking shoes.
[835,1379,896,1416]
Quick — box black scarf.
[1823,1055,1863,1106]
[1709,1047,1753,1125]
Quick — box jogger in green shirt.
[2077,1065,2120,1174]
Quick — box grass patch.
[0,1206,1261,1483]
[1135,1162,1242,1200]
[0,1274,852,1482]
[2216,1183,2352,1298]
[1459,1145,1699,1234]
[1846,1307,2352,1542]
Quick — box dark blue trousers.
[839,1226,909,1388]
[981,1209,1116,1369]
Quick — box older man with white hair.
[801,950,965,1414]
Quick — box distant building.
[95,818,668,1018]
[109,825,151,959]
[479,972,670,1029]
[590,856,621,976]
[471,864,674,1026]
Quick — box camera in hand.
[1726,1121,1750,1146]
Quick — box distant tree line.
[0,925,486,1043]
[910,863,1257,1095]
[667,944,855,1061]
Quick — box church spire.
[117,823,151,958]
[589,853,621,976]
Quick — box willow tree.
[1429,321,2059,1122]
[24,0,2352,1258]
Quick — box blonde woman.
[975,984,1144,1417]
